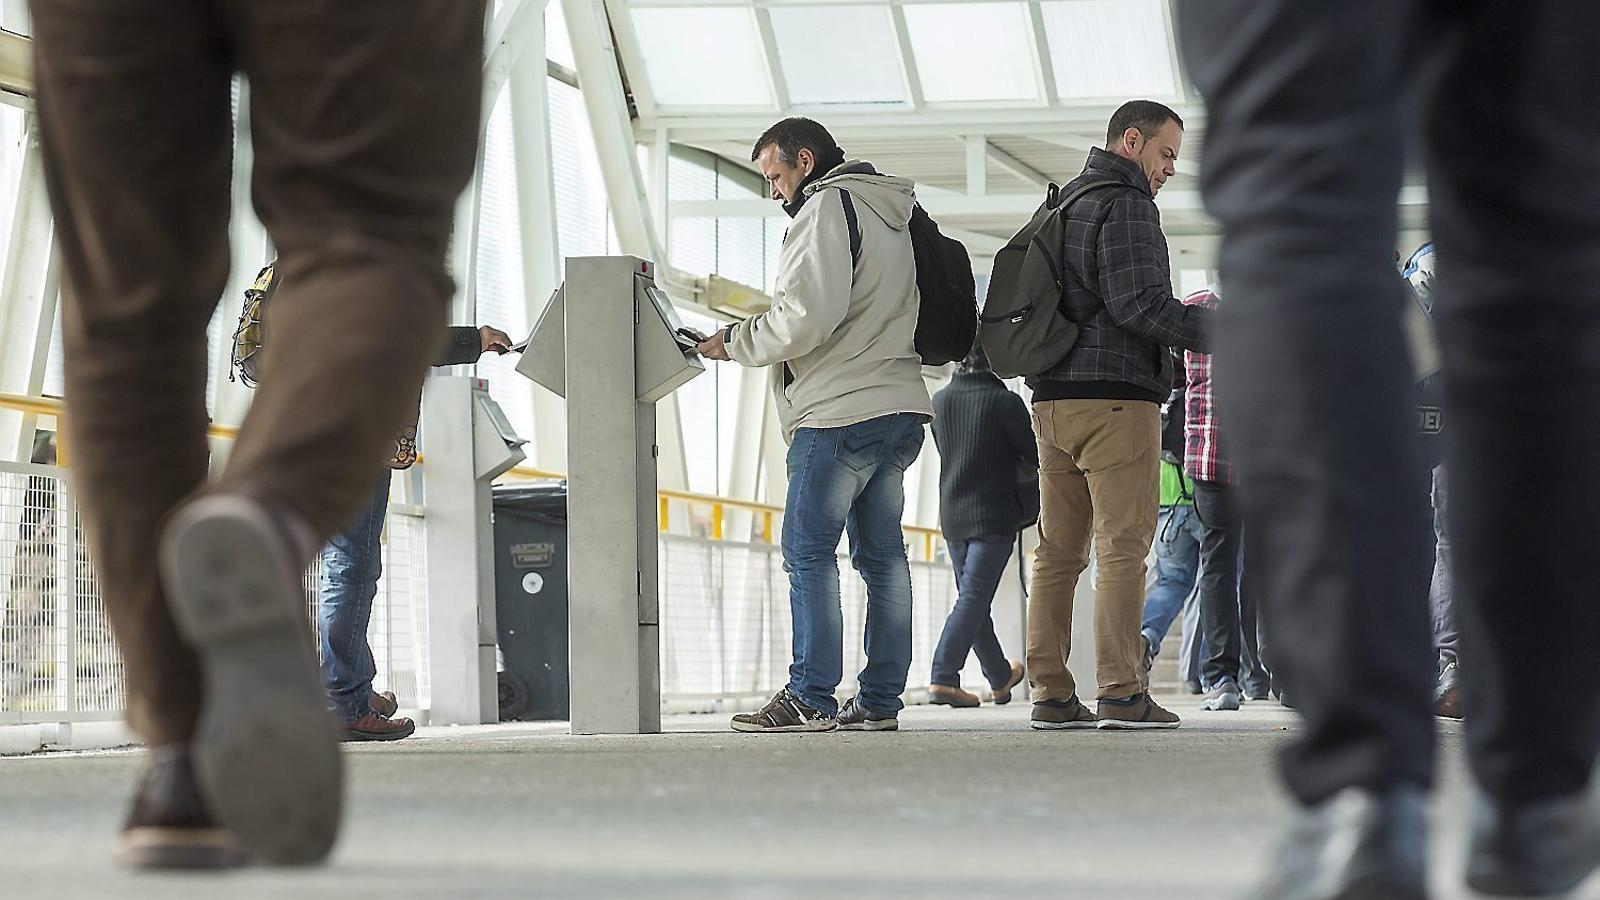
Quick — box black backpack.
[978,180,1129,378]
[840,191,976,366]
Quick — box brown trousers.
[31,0,487,746]
[1026,400,1160,702]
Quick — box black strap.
[839,189,861,267]
[1055,179,1127,212]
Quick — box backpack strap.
[1056,179,1126,210]
[839,189,861,267]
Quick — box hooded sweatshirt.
[727,160,932,441]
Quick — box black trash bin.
[491,484,569,721]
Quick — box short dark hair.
[1104,100,1183,150]
[751,117,839,166]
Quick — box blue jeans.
[1141,505,1202,655]
[1429,465,1456,667]
[784,413,925,717]
[318,469,391,722]
[929,534,1014,689]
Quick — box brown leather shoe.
[116,747,245,870]
[990,660,1025,705]
[928,683,980,708]
[371,690,398,719]
[342,712,416,742]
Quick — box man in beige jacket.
[696,117,932,733]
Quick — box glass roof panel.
[902,2,1038,103]
[1041,0,1177,100]
[629,6,774,107]
[769,5,908,106]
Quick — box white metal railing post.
[52,475,73,740]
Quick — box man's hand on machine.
[695,326,732,362]
[479,325,513,355]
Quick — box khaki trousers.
[31,0,487,746]
[1026,399,1160,702]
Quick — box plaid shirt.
[1028,148,1213,397]
[1182,289,1232,484]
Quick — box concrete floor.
[0,697,1527,900]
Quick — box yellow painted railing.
[0,392,943,557]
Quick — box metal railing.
[0,392,963,728]
[0,391,945,552]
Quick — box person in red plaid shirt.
[1183,286,1268,711]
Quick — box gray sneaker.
[731,687,837,733]
[836,696,898,731]
[1202,679,1242,711]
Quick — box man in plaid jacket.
[1182,287,1268,712]
[1023,100,1214,731]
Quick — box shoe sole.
[1097,719,1181,730]
[1467,855,1597,897]
[160,496,342,866]
[928,697,979,709]
[115,827,245,870]
[1202,696,1242,711]
[838,720,899,731]
[342,723,417,742]
[1030,720,1099,730]
[729,720,838,733]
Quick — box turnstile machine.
[517,257,704,734]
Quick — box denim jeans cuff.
[789,684,837,717]
[328,689,372,724]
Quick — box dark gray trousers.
[1178,0,1600,805]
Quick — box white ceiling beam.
[888,4,925,111]
[751,6,791,112]
[605,0,658,120]
[1025,0,1059,108]
[482,0,545,113]
[0,115,58,460]
[562,0,663,261]
[675,184,1430,221]
[985,141,1051,188]
[965,135,986,196]
[1160,0,1193,104]
[645,103,1205,141]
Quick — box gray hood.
[806,160,916,231]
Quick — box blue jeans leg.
[1141,505,1201,653]
[929,534,1015,688]
[318,469,391,722]
[1429,465,1457,667]
[1179,584,1206,687]
[849,420,923,715]
[784,414,924,717]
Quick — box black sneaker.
[837,696,898,731]
[730,688,837,733]
[116,747,245,870]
